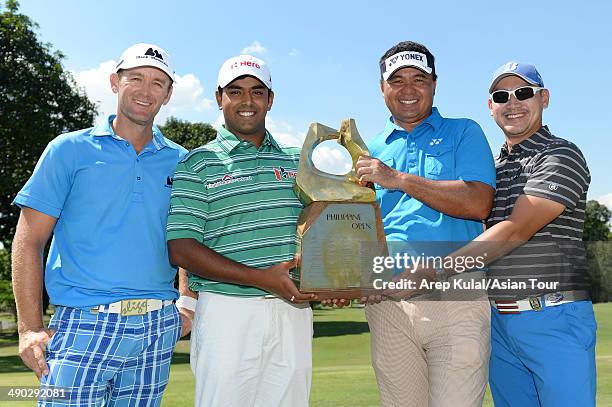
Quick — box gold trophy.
[293,119,387,299]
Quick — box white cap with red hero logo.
[217,55,272,90]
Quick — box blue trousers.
[489,300,597,407]
[40,304,181,406]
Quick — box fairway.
[0,303,611,406]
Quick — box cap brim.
[386,64,432,80]
[489,73,539,93]
[218,73,272,90]
[115,61,175,82]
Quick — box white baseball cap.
[217,55,272,90]
[115,43,175,82]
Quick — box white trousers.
[191,292,313,407]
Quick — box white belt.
[490,290,589,314]
[91,299,174,316]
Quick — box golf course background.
[0,303,610,406]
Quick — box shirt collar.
[216,125,282,153]
[90,115,169,151]
[382,107,442,140]
[499,125,554,158]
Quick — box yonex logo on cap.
[381,51,432,80]
[387,52,425,68]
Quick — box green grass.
[1,303,611,406]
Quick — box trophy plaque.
[293,119,387,299]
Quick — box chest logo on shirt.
[165,176,174,188]
[207,173,253,189]
[273,167,297,181]
[429,138,443,146]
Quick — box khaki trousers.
[365,299,490,407]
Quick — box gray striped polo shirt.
[485,126,591,300]
[166,126,302,296]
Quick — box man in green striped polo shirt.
[166,55,315,407]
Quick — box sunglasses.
[490,86,544,104]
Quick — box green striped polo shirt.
[166,126,302,296]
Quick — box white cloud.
[312,142,352,175]
[72,60,213,125]
[596,193,612,210]
[72,60,116,120]
[161,73,213,123]
[265,117,304,147]
[241,41,266,54]
[289,48,299,57]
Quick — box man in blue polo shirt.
[355,41,496,406]
[12,43,187,406]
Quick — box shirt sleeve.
[166,160,209,243]
[455,120,496,189]
[523,143,590,210]
[12,137,74,218]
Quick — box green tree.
[0,0,97,248]
[0,0,97,310]
[159,117,217,151]
[583,200,612,242]
[583,200,612,302]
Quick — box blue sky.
[15,0,612,206]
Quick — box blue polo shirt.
[369,107,495,242]
[13,115,187,307]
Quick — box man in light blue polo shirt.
[12,43,187,406]
[355,41,496,407]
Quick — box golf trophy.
[292,119,387,299]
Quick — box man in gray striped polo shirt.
[449,62,595,406]
[166,55,315,407]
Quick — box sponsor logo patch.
[528,296,542,311]
[546,292,564,304]
[207,173,253,189]
[273,167,297,181]
[144,47,164,60]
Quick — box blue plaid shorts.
[39,303,181,406]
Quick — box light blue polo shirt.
[13,115,187,307]
[369,107,495,242]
